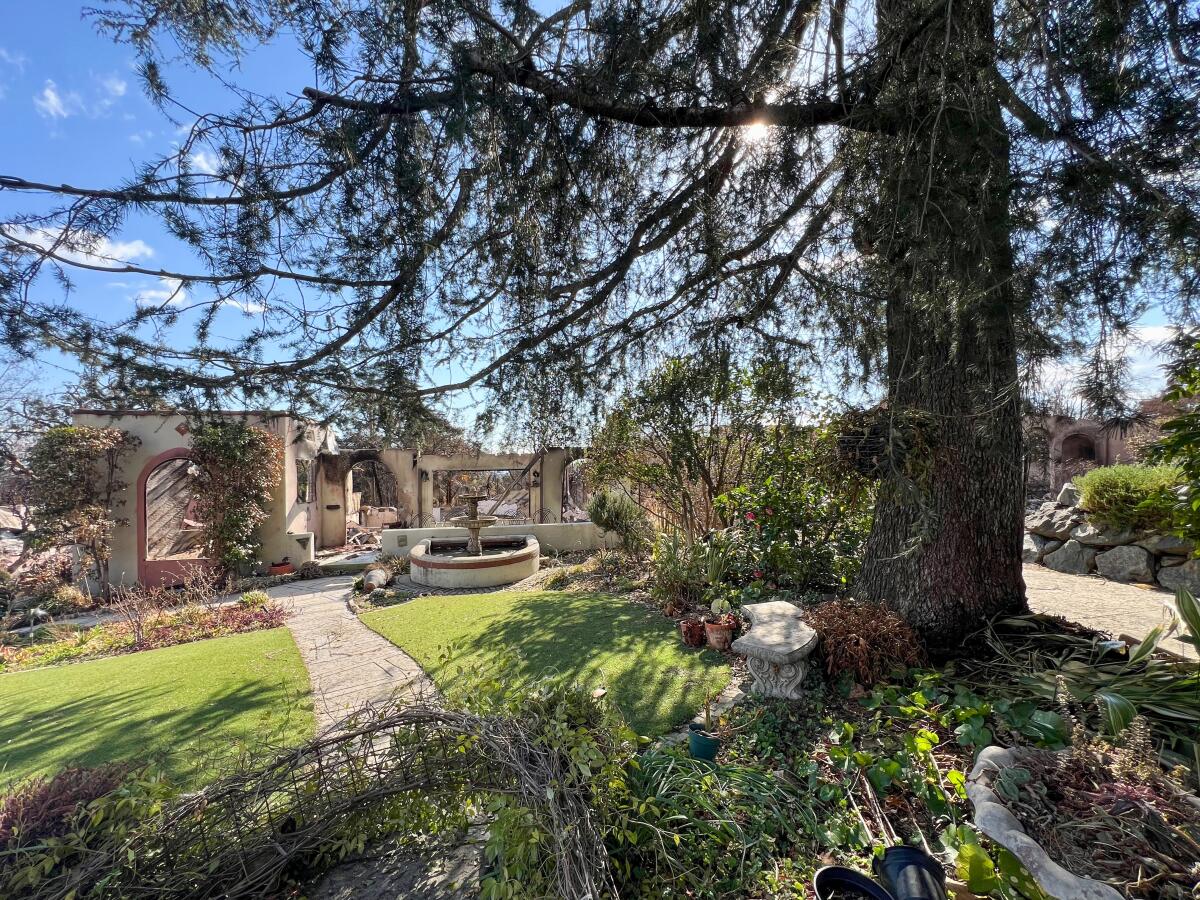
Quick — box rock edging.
[1024,484,1195,590]
[967,746,1123,900]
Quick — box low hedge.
[1074,464,1183,532]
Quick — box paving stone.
[266,576,432,731]
[1023,564,1196,661]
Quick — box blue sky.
[0,4,1175,411]
[0,5,319,395]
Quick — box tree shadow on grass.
[0,676,309,787]
[440,591,729,736]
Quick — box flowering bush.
[714,422,874,593]
[0,602,285,672]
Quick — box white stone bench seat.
[731,600,818,700]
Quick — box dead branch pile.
[20,698,618,900]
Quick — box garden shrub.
[586,488,650,556]
[1074,464,1182,532]
[189,421,284,576]
[588,356,801,536]
[648,530,705,611]
[804,600,926,685]
[26,425,139,596]
[714,421,874,593]
[0,763,131,848]
[238,590,270,610]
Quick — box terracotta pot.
[680,618,706,648]
[704,617,736,651]
[268,561,295,576]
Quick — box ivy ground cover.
[362,590,730,736]
[0,628,314,787]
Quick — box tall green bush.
[714,421,875,593]
[1149,337,1200,546]
[1074,464,1182,532]
[189,421,284,575]
[26,425,139,596]
[585,489,650,556]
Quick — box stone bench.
[730,601,818,700]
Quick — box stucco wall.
[72,410,331,586]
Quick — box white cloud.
[133,277,187,307]
[0,48,27,72]
[188,150,221,175]
[128,129,155,144]
[33,80,78,119]
[32,73,128,121]
[100,74,126,98]
[3,225,154,267]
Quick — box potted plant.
[679,617,706,648]
[703,592,737,651]
[268,556,295,576]
[687,696,722,761]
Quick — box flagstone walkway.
[1023,563,1197,661]
[266,576,432,730]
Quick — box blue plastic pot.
[687,723,721,761]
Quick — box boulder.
[1022,533,1061,563]
[1070,523,1135,547]
[1025,502,1085,541]
[1159,554,1187,567]
[1094,545,1155,583]
[1056,482,1082,507]
[1043,540,1097,575]
[1135,534,1195,557]
[1157,558,1200,594]
[1021,534,1040,563]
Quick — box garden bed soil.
[984,743,1200,899]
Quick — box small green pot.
[688,723,721,761]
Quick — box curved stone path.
[265,575,432,730]
[1023,563,1197,661]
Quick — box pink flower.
[745,511,756,521]
[764,507,774,516]
[753,570,763,579]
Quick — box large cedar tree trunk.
[853,0,1028,649]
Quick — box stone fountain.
[448,492,498,555]
[408,492,540,589]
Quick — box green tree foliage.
[188,421,283,574]
[1,0,1197,640]
[26,425,139,596]
[589,356,797,536]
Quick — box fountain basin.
[409,534,540,589]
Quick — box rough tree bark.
[854,0,1028,649]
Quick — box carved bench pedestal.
[731,601,818,701]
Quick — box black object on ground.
[812,865,897,900]
[872,846,948,900]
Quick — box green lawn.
[0,628,314,787]
[362,590,730,736]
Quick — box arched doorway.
[137,448,215,587]
[1060,432,1097,463]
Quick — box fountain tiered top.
[448,492,499,555]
